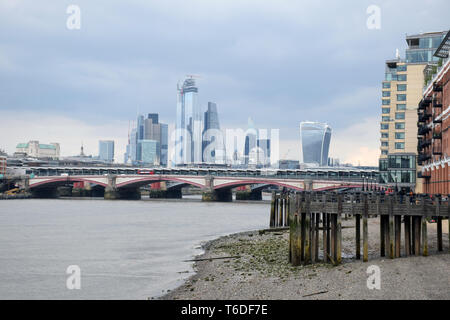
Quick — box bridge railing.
[270,191,450,266]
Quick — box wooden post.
[336,193,342,265]
[414,216,421,256]
[323,212,328,263]
[270,192,276,227]
[326,213,331,261]
[278,196,283,227]
[395,215,401,258]
[315,213,320,262]
[437,217,443,252]
[304,193,311,265]
[363,193,369,262]
[311,212,316,263]
[404,215,411,256]
[380,214,386,257]
[422,216,428,256]
[411,215,416,255]
[388,196,395,259]
[355,214,361,260]
[290,194,302,266]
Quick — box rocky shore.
[161,218,449,300]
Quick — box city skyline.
[1,1,449,165]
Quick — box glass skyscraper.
[300,122,332,166]
[175,77,203,165]
[98,140,114,163]
[202,102,225,164]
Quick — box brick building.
[417,30,450,194]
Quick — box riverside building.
[379,31,447,192]
[417,30,450,195]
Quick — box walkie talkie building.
[300,122,332,166]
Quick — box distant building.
[299,122,332,166]
[244,118,258,165]
[125,113,168,166]
[175,77,203,165]
[257,138,271,167]
[203,102,225,164]
[15,141,60,160]
[98,140,114,163]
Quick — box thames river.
[0,198,269,299]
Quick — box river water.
[0,198,269,299]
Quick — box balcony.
[418,153,431,163]
[433,132,442,139]
[418,171,431,179]
[418,139,431,149]
[418,125,431,135]
[433,83,443,92]
[433,118,442,124]
[433,100,443,108]
[418,112,431,123]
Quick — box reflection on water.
[0,199,268,299]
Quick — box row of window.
[382,84,407,94]
[381,122,405,130]
[381,113,405,121]
[381,132,405,139]
[380,142,405,149]
[382,94,406,105]
[382,104,406,113]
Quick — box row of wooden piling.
[270,191,450,266]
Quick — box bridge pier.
[104,187,141,200]
[149,189,182,199]
[236,190,262,201]
[31,187,59,199]
[202,189,232,202]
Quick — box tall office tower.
[202,102,225,163]
[147,113,159,125]
[417,30,450,195]
[244,118,258,165]
[143,113,169,167]
[175,77,203,165]
[160,123,168,167]
[299,121,332,166]
[138,139,159,165]
[98,140,114,163]
[379,31,447,192]
[130,128,138,164]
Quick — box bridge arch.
[213,180,304,191]
[115,176,205,189]
[29,177,108,189]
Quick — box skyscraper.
[244,118,258,165]
[175,77,203,165]
[379,31,447,192]
[202,102,225,164]
[98,140,114,163]
[299,121,332,166]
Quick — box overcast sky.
[0,0,449,165]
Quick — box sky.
[0,0,449,165]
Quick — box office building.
[417,30,450,194]
[257,138,271,167]
[203,102,225,164]
[139,139,159,165]
[244,118,258,165]
[98,140,114,163]
[299,122,332,166]
[16,141,60,160]
[379,31,447,191]
[175,77,203,165]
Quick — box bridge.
[18,167,379,201]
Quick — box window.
[395,122,405,129]
[382,99,390,105]
[397,84,407,91]
[382,108,390,114]
[395,132,405,139]
[382,82,391,89]
[397,94,406,101]
[397,65,407,72]
[396,104,406,110]
[395,112,405,120]
[381,123,389,130]
[381,150,388,155]
[382,116,390,122]
[381,141,388,147]
[379,159,388,171]
[388,155,415,169]
[382,91,391,97]
[397,74,407,81]
[381,133,389,138]
[395,142,405,149]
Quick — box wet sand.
[161,218,450,300]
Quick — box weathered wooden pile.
[270,191,450,266]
